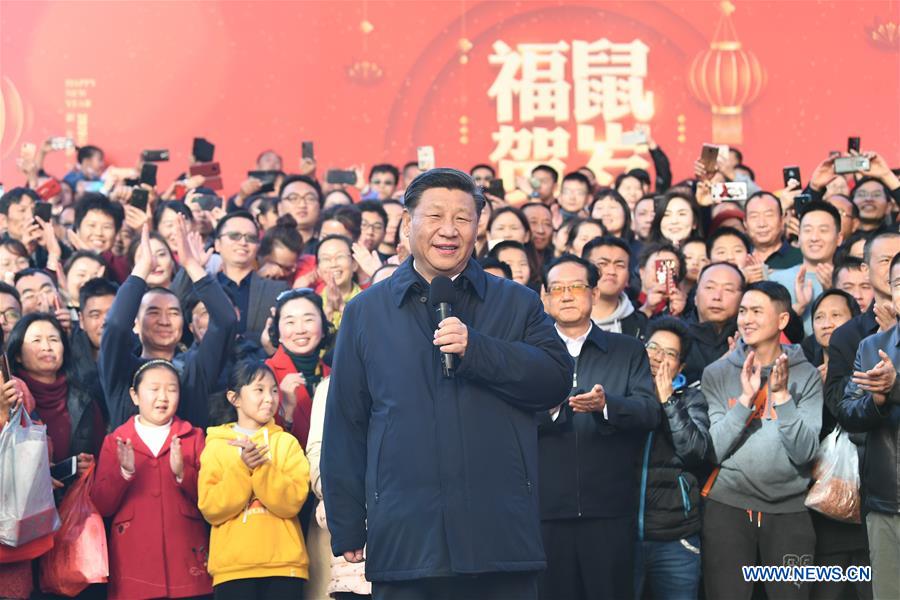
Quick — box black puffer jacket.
[637,383,711,541]
[682,318,737,385]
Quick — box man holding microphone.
[323,168,573,599]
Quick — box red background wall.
[2,0,898,192]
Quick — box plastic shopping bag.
[39,463,108,596]
[0,404,60,547]
[805,427,861,524]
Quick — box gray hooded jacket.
[701,342,822,513]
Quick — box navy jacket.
[99,274,238,429]
[537,325,658,520]
[322,258,573,582]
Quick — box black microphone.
[429,275,457,378]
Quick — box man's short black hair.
[403,168,484,215]
[470,164,496,177]
[698,261,747,292]
[73,192,124,233]
[0,187,40,216]
[358,200,388,225]
[76,145,103,164]
[833,256,866,286]
[214,210,258,239]
[0,281,21,304]
[280,174,323,207]
[369,164,400,183]
[489,240,528,259]
[625,168,651,188]
[542,254,599,290]
[645,316,692,362]
[478,256,512,279]
[637,241,686,282]
[614,171,643,189]
[743,190,782,216]
[744,280,792,315]
[810,288,861,321]
[531,164,559,183]
[79,277,119,313]
[581,235,631,260]
[63,250,109,276]
[799,200,841,232]
[319,205,362,241]
[851,176,892,205]
[561,171,591,191]
[707,226,752,255]
[13,267,55,287]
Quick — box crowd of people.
[0,131,898,600]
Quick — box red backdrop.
[2,0,898,192]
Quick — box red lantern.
[688,2,766,145]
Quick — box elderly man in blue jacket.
[322,168,573,600]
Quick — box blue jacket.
[322,258,573,582]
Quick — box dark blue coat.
[322,258,573,582]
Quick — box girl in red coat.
[91,359,213,599]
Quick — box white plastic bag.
[805,427,861,524]
[0,404,61,547]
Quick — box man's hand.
[229,437,269,470]
[852,350,897,406]
[434,317,468,358]
[21,220,43,252]
[808,155,838,192]
[814,262,834,289]
[654,360,674,404]
[174,215,208,281]
[640,283,668,317]
[668,286,687,316]
[569,384,606,413]
[343,549,365,563]
[741,253,765,284]
[352,243,382,278]
[298,157,317,177]
[738,350,761,408]
[874,302,897,333]
[123,204,150,232]
[862,151,900,189]
[238,178,263,202]
[769,354,791,406]
[793,266,814,315]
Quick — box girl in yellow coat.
[198,359,310,599]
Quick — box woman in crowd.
[127,232,176,288]
[315,235,362,330]
[91,359,212,599]
[590,189,632,242]
[60,250,107,310]
[258,215,304,283]
[563,217,606,257]
[0,239,30,283]
[649,190,702,249]
[199,360,310,600]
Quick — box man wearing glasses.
[278,175,323,251]
[537,254,657,600]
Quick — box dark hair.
[315,234,353,260]
[369,164,400,184]
[489,240,528,260]
[255,149,282,165]
[215,210,258,239]
[76,145,103,164]
[79,277,119,312]
[626,168,652,188]
[614,171,643,190]
[744,281,792,315]
[0,281,21,304]
[581,235,631,260]
[833,256,866,286]
[470,164,496,177]
[318,205,361,241]
[744,190,782,216]
[0,187,40,216]
[479,256,513,279]
[638,242,687,283]
[542,254,600,290]
[0,238,31,267]
[227,359,277,397]
[650,191,702,245]
[280,175,323,207]
[73,192,124,233]
[404,168,484,215]
[810,288,861,322]
[127,231,173,274]
[153,200,193,229]
[324,188,354,206]
[798,200,841,232]
[357,200,388,226]
[63,250,109,277]
[589,189,633,239]
[864,231,900,265]
[531,164,559,183]
[707,226,752,255]
[564,218,607,250]
[259,215,304,258]
[13,267,55,287]
[402,161,420,173]
[488,206,530,236]
[267,289,333,350]
[698,261,747,292]
[521,201,552,216]
[6,312,70,376]
[646,316,692,362]
[561,171,592,192]
[851,176,892,205]
[131,358,180,390]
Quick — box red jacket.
[266,345,330,450]
[91,417,212,600]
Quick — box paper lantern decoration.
[687,1,766,144]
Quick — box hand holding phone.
[782,166,801,188]
[50,456,78,484]
[302,141,315,161]
[34,201,53,223]
[140,163,158,187]
[417,146,435,171]
[700,144,719,176]
[848,137,860,154]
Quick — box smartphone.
[711,181,748,202]
[621,129,648,146]
[417,146,435,171]
[700,144,719,174]
[192,137,215,163]
[793,193,812,214]
[655,258,677,294]
[50,456,77,483]
[34,201,53,223]
[130,188,149,211]
[0,355,10,385]
[141,149,170,162]
[834,156,870,175]
[301,141,314,161]
[782,166,801,188]
[325,169,358,185]
[487,178,505,200]
[35,178,61,201]
[140,163,158,187]
[192,194,222,211]
[247,170,280,194]
[847,137,860,154]
[49,137,75,151]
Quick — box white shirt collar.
[555,323,592,358]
